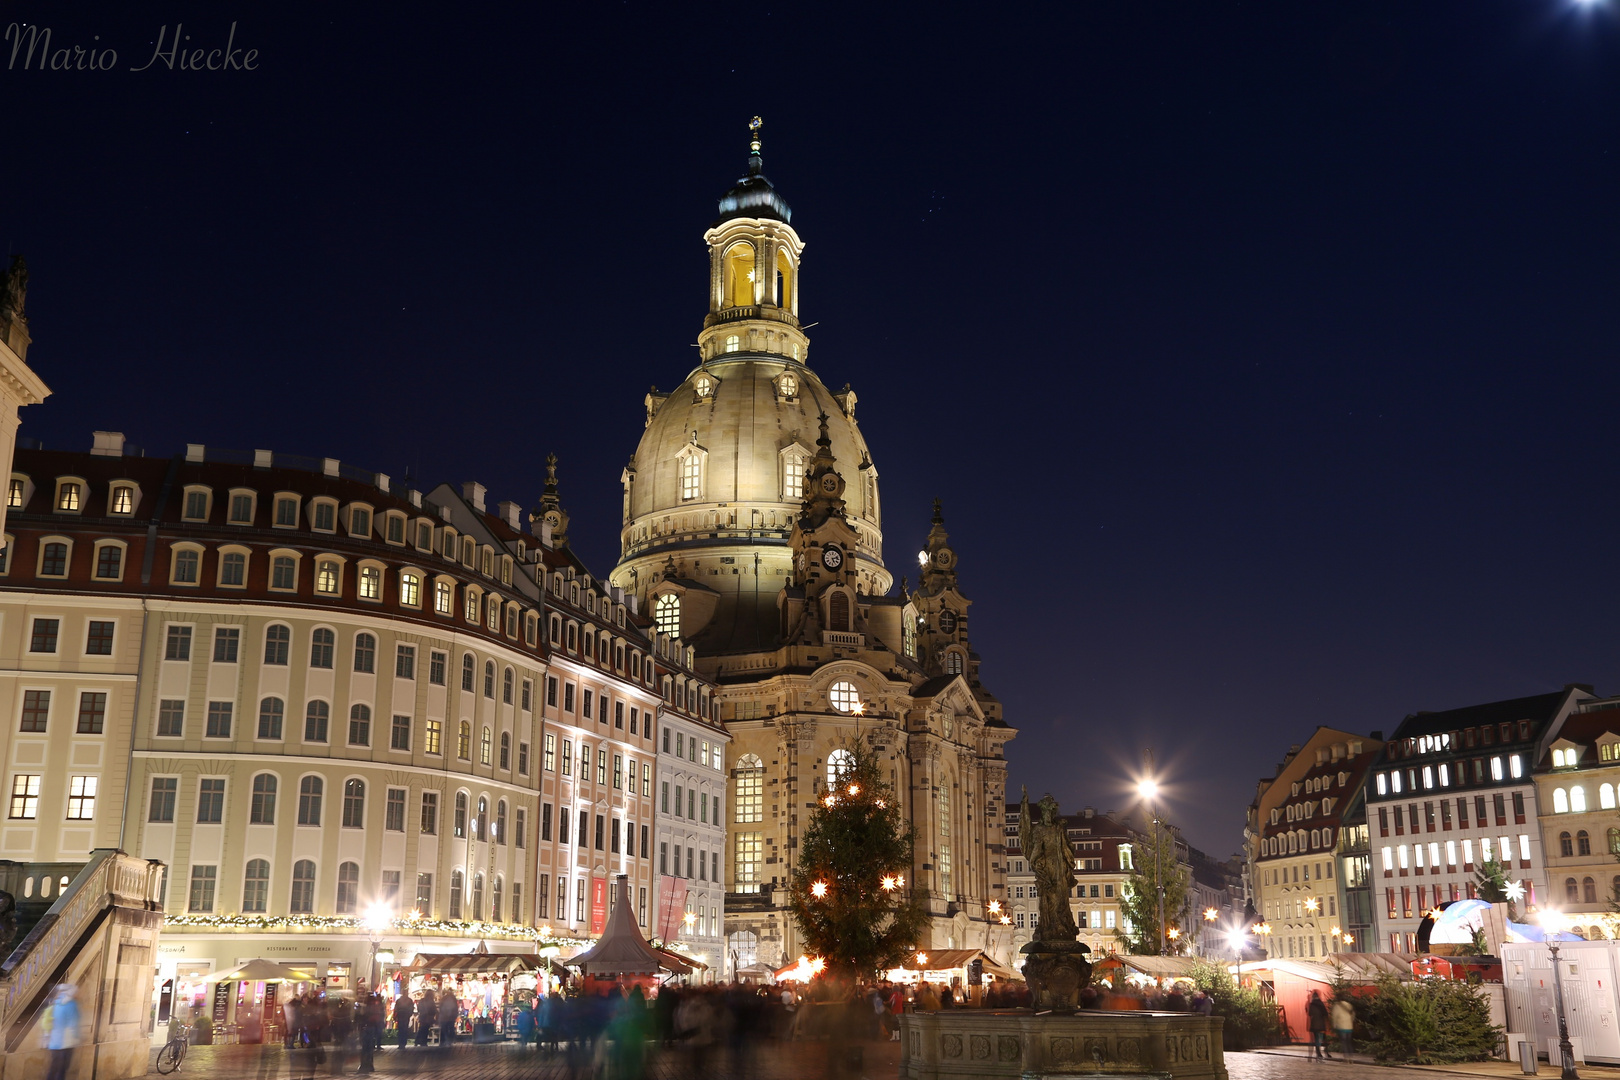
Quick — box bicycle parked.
[154,1024,191,1074]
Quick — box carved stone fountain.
[899,792,1228,1080]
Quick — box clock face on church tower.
[820,473,841,496]
[821,545,843,571]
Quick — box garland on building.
[160,912,591,948]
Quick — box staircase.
[0,849,165,1080]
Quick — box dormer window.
[315,559,342,595]
[384,513,406,544]
[105,483,137,516]
[7,478,25,508]
[273,495,299,527]
[1553,747,1581,768]
[481,548,493,577]
[693,373,718,403]
[56,481,83,513]
[312,500,337,532]
[461,537,475,566]
[416,521,433,550]
[780,444,809,501]
[349,505,372,537]
[654,593,680,636]
[774,372,799,401]
[228,490,256,524]
[182,487,211,521]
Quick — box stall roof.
[893,949,1018,979]
[409,952,537,975]
[1265,953,1425,984]
[567,875,666,976]
[1116,955,1203,979]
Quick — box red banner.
[590,876,608,934]
[657,875,688,942]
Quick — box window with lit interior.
[654,594,680,636]
[829,680,860,714]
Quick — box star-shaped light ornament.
[1505,879,1526,903]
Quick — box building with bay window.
[1532,693,1620,938]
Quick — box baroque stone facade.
[609,122,1015,969]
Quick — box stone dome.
[612,354,891,653]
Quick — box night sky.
[6,2,1620,858]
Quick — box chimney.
[254,449,274,468]
[462,482,486,512]
[539,519,553,548]
[497,500,521,530]
[374,472,390,493]
[611,586,623,603]
[90,431,125,457]
[322,457,340,477]
[1370,730,1384,742]
[628,594,638,614]
[186,443,206,463]
[408,489,422,508]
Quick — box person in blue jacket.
[44,983,81,1080]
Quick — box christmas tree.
[788,740,930,981]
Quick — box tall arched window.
[449,870,464,918]
[1555,788,1570,813]
[484,660,496,698]
[1604,784,1617,810]
[1561,831,1575,857]
[1579,830,1592,856]
[945,651,965,675]
[264,625,290,665]
[1573,786,1589,813]
[348,704,371,746]
[336,862,360,914]
[1567,878,1580,902]
[655,594,680,636]
[310,628,335,668]
[829,591,850,631]
[499,732,511,770]
[304,701,330,743]
[242,859,270,913]
[458,721,472,760]
[496,800,508,845]
[250,774,277,824]
[1608,827,1620,855]
[297,777,323,825]
[290,860,316,913]
[481,726,492,766]
[258,697,284,740]
[728,930,759,969]
[471,872,485,920]
[454,793,467,838]
[342,779,365,828]
[938,785,953,898]
[503,669,514,704]
[353,633,376,673]
[827,748,855,786]
[1585,877,1599,904]
[723,241,755,308]
[461,653,475,691]
[492,876,504,922]
[735,755,764,823]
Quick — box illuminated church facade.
[609,120,1016,970]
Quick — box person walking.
[437,987,459,1048]
[1330,995,1355,1059]
[393,992,414,1050]
[1305,989,1331,1059]
[414,989,435,1047]
[42,984,80,1080]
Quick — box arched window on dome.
[827,748,855,786]
[676,444,706,501]
[723,242,755,308]
[654,594,680,637]
[780,444,808,501]
[944,650,965,676]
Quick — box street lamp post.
[1138,766,1166,955]
[1543,910,1581,1080]
[363,904,390,995]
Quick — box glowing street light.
[881,876,899,891]
[811,880,829,899]
[1203,908,1219,922]
[1304,898,1319,914]
[915,952,929,967]
[1541,909,1582,1079]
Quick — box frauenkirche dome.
[610,118,891,653]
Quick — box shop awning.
[656,948,709,974]
[409,952,538,975]
[204,959,313,983]
[892,949,1018,980]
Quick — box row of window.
[538,734,650,793]
[12,475,524,583]
[1373,754,1525,796]
[7,774,97,819]
[1260,828,1336,856]
[1549,784,1620,813]
[1377,792,1526,837]
[1378,834,1533,876]
[188,859,522,924]
[1387,720,1535,760]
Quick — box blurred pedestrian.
[414,989,435,1047]
[1306,990,1331,1059]
[392,991,414,1050]
[42,984,80,1080]
[1331,995,1355,1058]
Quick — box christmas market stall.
[885,949,1019,1002]
[568,875,686,993]
[199,958,315,1044]
[401,946,543,1042]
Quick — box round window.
[829,680,860,714]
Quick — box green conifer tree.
[1117,822,1190,955]
[788,740,930,981]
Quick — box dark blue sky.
[6,1,1619,856]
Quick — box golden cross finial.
[749,115,763,155]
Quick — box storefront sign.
[212,982,230,1023]
[158,979,174,1023]
[590,876,607,934]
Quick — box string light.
[1203,908,1218,922]
[159,912,586,946]
[848,784,861,796]
[824,795,838,807]
[811,881,829,898]
[881,876,898,891]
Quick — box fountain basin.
[900,1009,1226,1080]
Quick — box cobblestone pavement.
[143,1039,1566,1080]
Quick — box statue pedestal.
[900,1010,1226,1080]
[1020,941,1092,1012]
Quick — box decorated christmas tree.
[788,740,930,981]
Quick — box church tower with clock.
[609,119,1015,972]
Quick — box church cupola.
[530,452,570,548]
[700,117,809,364]
[916,498,959,592]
